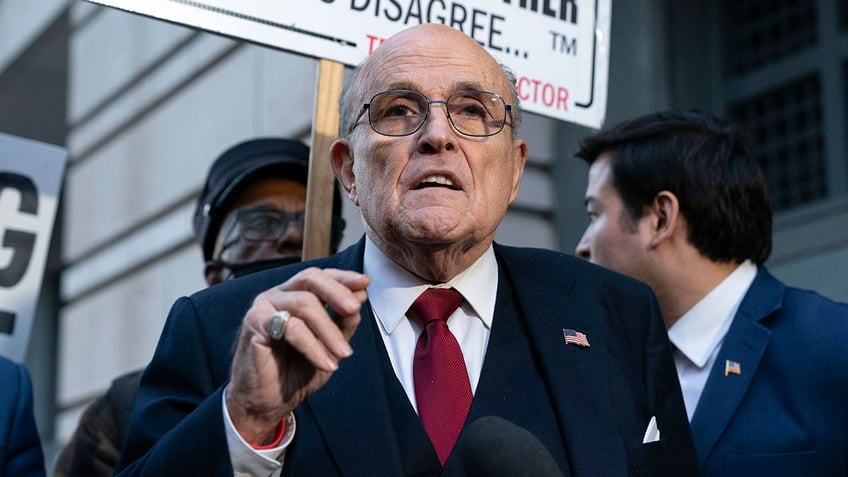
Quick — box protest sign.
[87,0,610,127]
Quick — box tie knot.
[408,287,463,325]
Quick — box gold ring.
[266,310,290,341]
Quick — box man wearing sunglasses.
[54,138,345,477]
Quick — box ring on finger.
[266,310,290,341]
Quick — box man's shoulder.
[752,267,848,318]
[494,243,592,273]
[744,268,848,353]
[107,370,143,409]
[0,357,29,399]
[781,282,848,315]
[494,244,652,293]
[0,355,23,380]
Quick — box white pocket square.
[642,416,660,444]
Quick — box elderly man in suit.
[575,110,848,476]
[116,24,697,476]
[0,355,45,476]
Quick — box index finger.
[277,267,369,317]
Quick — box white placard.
[87,0,611,128]
[0,133,67,362]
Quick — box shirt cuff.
[222,390,296,476]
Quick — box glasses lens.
[368,90,428,136]
[238,209,304,242]
[447,91,506,137]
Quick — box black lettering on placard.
[0,172,39,288]
[503,0,577,24]
[549,30,577,55]
[350,1,509,52]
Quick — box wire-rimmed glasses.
[353,89,512,137]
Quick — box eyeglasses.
[218,206,306,253]
[217,206,345,256]
[353,89,512,137]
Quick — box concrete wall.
[0,0,68,73]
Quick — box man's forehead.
[587,158,621,200]
[361,62,510,101]
[363,34,506,95]
[588,158,612,185]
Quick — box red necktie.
[408,287,472,465]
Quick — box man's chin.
[398,224,477,250]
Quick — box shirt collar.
[667,260,757,368]
[363,236,498,334]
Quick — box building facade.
[1,0,847,471]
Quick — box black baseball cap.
[192,137,344,261]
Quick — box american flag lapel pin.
[563,328,590,347]
[724,359,741,376]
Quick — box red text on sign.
[366,34,386,53]
[516,76,568,111]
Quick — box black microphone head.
[459,416,564,477]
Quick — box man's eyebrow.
[453,81,486,91]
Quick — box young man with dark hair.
[576,110,848,476]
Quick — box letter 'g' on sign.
[0,132,67,360]
[0,172,38,289]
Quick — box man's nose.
[275,219,304,250]
[417,102,456,152]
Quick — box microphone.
[458,416,565,477]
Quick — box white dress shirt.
[225,237,498,475]
[364,236,497,410]
[667,260,757,421]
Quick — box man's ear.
[648,191,681,249]
[330,138,358,205]
[508,139,528,203]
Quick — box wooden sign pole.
[302,58,345,261]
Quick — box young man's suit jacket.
[116,239,698,476]
[691,268,848,477]
[0,357,45,477]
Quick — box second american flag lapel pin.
[724,359,741,376]
[563,328,590,347]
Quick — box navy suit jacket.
[117,240,697,476]
[0,357,45,477]
[691,268,848,476]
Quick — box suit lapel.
[689,269,782,465]
[464,266,572,475]
[300,240,407,476]
[495,245,626,476]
